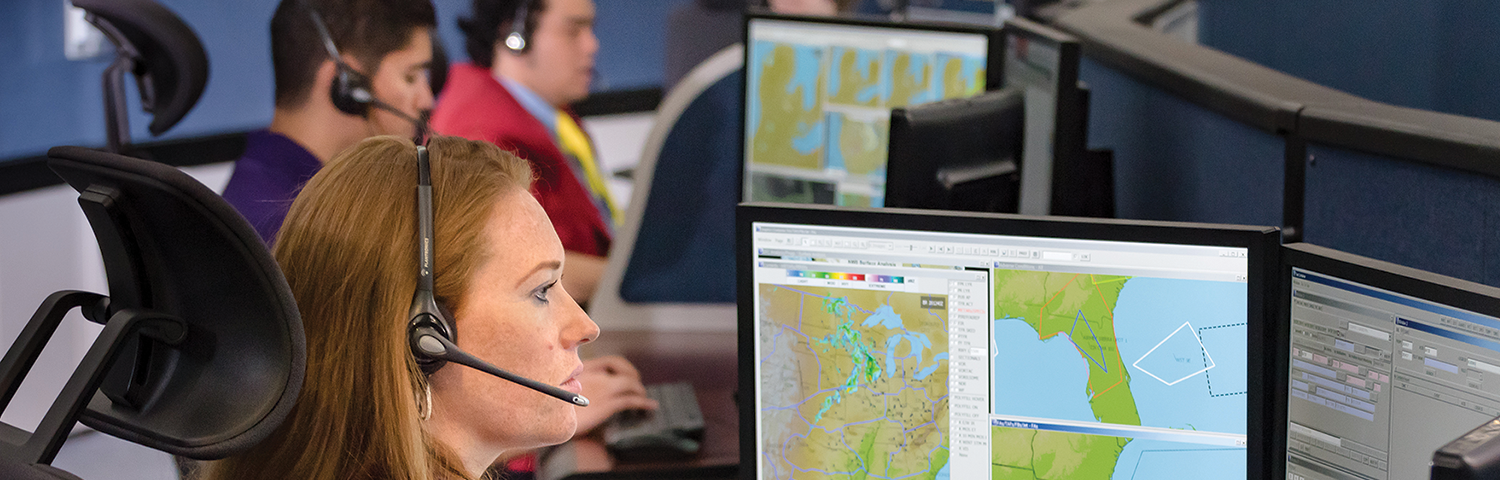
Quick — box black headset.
[301,1,430,142]
[503,0,532,53]
[303,3,376,117]
[407,145,456,375]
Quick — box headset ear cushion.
[505,1,530,53]
[434,301,457,343]
[412,311,449,375]
[409,301,456,376]
[329,66,371,116]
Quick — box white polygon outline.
[1131,321,1216,386]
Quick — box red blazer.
[431,63,612,257]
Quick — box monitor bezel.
[1276,243,1500,480]
[739,11,1006,205]
[737,202,1280,480]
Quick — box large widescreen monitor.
[738,203,1278,479]
[742,14,1000,208]
[1280,243,1500,480]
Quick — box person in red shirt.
[432,0,612,304]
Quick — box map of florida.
[991,271,1141,479]
[758,285,950,480]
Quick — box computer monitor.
[742,13,1001,208]
[1000,17,1084,216]
[738,203,1278,479]
[885,87,1025,212]
[1279,243,1500,480]
[903,0,1007,26]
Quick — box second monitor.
[742,13,1001,208]
[1280,244,1500,480]
[885,87,1026,212]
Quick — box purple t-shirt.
[221,130,322,245]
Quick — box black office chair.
[587,45,744,330]
[73,0,210,154]
[0,147,306,480]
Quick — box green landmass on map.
[940,57,985,99]
[833,113,889,176]
[839,193,873,207]
[991,426,1131,480]
[758,284,950,480]
[752,43,824,170]
[830,48,882,107]
[888,52,931,109]
[993,271,1139,424]
[991,271,1140,478]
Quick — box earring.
[418,381,433,420]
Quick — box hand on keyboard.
[602,382,706,461]
[574,356,657,435]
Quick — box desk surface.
[544,330,739,479]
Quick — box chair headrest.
[45,146,304,460]
[72,0,209,136]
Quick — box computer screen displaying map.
[744,206,1269,480]
[1283,245,1500,480]
[743,16,992,208]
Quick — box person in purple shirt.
[222,0,437,245]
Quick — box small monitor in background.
[742,13,1001,208]
[884,87,1025,212]
[740,203,1279,480]
[1279,243,1500,480]
[902,0,1007,26]
[1007,0,1064,20]
[1000,17,1090,216]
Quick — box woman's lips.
[560,364,584,393]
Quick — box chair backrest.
[588,45,743,331]
[663,0,745,91]
[0,147,304,479]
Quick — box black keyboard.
[603,382,705,461]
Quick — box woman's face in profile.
[429,188,600,453]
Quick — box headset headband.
[409,143,451,369]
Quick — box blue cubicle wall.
[1060,0,1500,290]
[1194,0,1500,288]
[0,0,689,163]
[1079,57,1285,227]
[1301,142,1500,287]
[0,0,276,161]
[1198,0,1500,126]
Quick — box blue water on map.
[992,317,1097,423]
[1113,277,1248,435]
[863,304,904,329]
[991,277,1249,480]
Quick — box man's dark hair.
[457,0,547,69]
[270,0,437,108]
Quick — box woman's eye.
[534,282,556,303]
